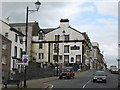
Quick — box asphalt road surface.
[47,70,118,89]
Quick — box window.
[20,48,22,58]
[13,60,16,68]
[2,55,6,64]
[39,53,44,59]
[19,35,23,44]
[54,44,59,53]
[55,35,60,41]
[59,55,62,60]
[76,55,81,64]
[2,43,7,50]
[71,57,74,62]
[53,55,58,62]
[64,55,69,63]
[2,70,5,78]
[5,33,8,37]
[39,33,43,40]
[14,46,17,57]
[65,35,69,41]
[64,45,69,53]
[15,34,18,42]
[39,43,43,49]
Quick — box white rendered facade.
[0,20,25,71]
[32,19,85,68]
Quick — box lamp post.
[23,0,41,87]
[118,44,120,88]
[118,59,120,88]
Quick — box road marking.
[46,83,54,89]
[82,79,92,88]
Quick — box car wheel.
[59,77,62,79]
[104,80,106,83]
[93,80,95,82]
[72,76,74,79]
[67,76,71,79]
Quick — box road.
[47,70,118,89]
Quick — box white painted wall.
[0,21,24,71]
[32,20,84,65]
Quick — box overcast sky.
[1,0,119,67]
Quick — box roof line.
[68,26,82,34]
[0,19,25,36]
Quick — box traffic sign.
[22,55,29,66]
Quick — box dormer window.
[39,33,43,40]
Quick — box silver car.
[93,71,107,83]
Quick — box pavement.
[26,76,58,89]
[1,76,58,89]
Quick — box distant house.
[10,22,40,61]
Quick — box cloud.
[94,1,118,17]
[97,18,118,25]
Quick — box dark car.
[59,67,75,79]
[93,71,107,83]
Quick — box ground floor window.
[64,55,69,63]
[76,55,81,64]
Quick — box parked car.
[111,68,119,74]
[59,67,75,79]
[93,71,107,83]
[109,65,117,71]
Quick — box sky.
[0,0,119,67]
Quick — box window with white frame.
[39,43,43,49]
[14,46,17,57]
[20,48,22,58]
[76,55,81,64]
[64,45,69,53]
[2,43,7,50]
[64,35,69,41]
[39,53,44,59]
[2,55,7,64]
[39,33,43,40]
[64,55,69,63]
[55,35,60,41]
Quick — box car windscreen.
[95,72,105,76]
[62,68,71,72]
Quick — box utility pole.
[118,59,120,88]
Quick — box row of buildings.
[0,19,107,79]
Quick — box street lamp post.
[118,59,120,88]
[23,0,41,87]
